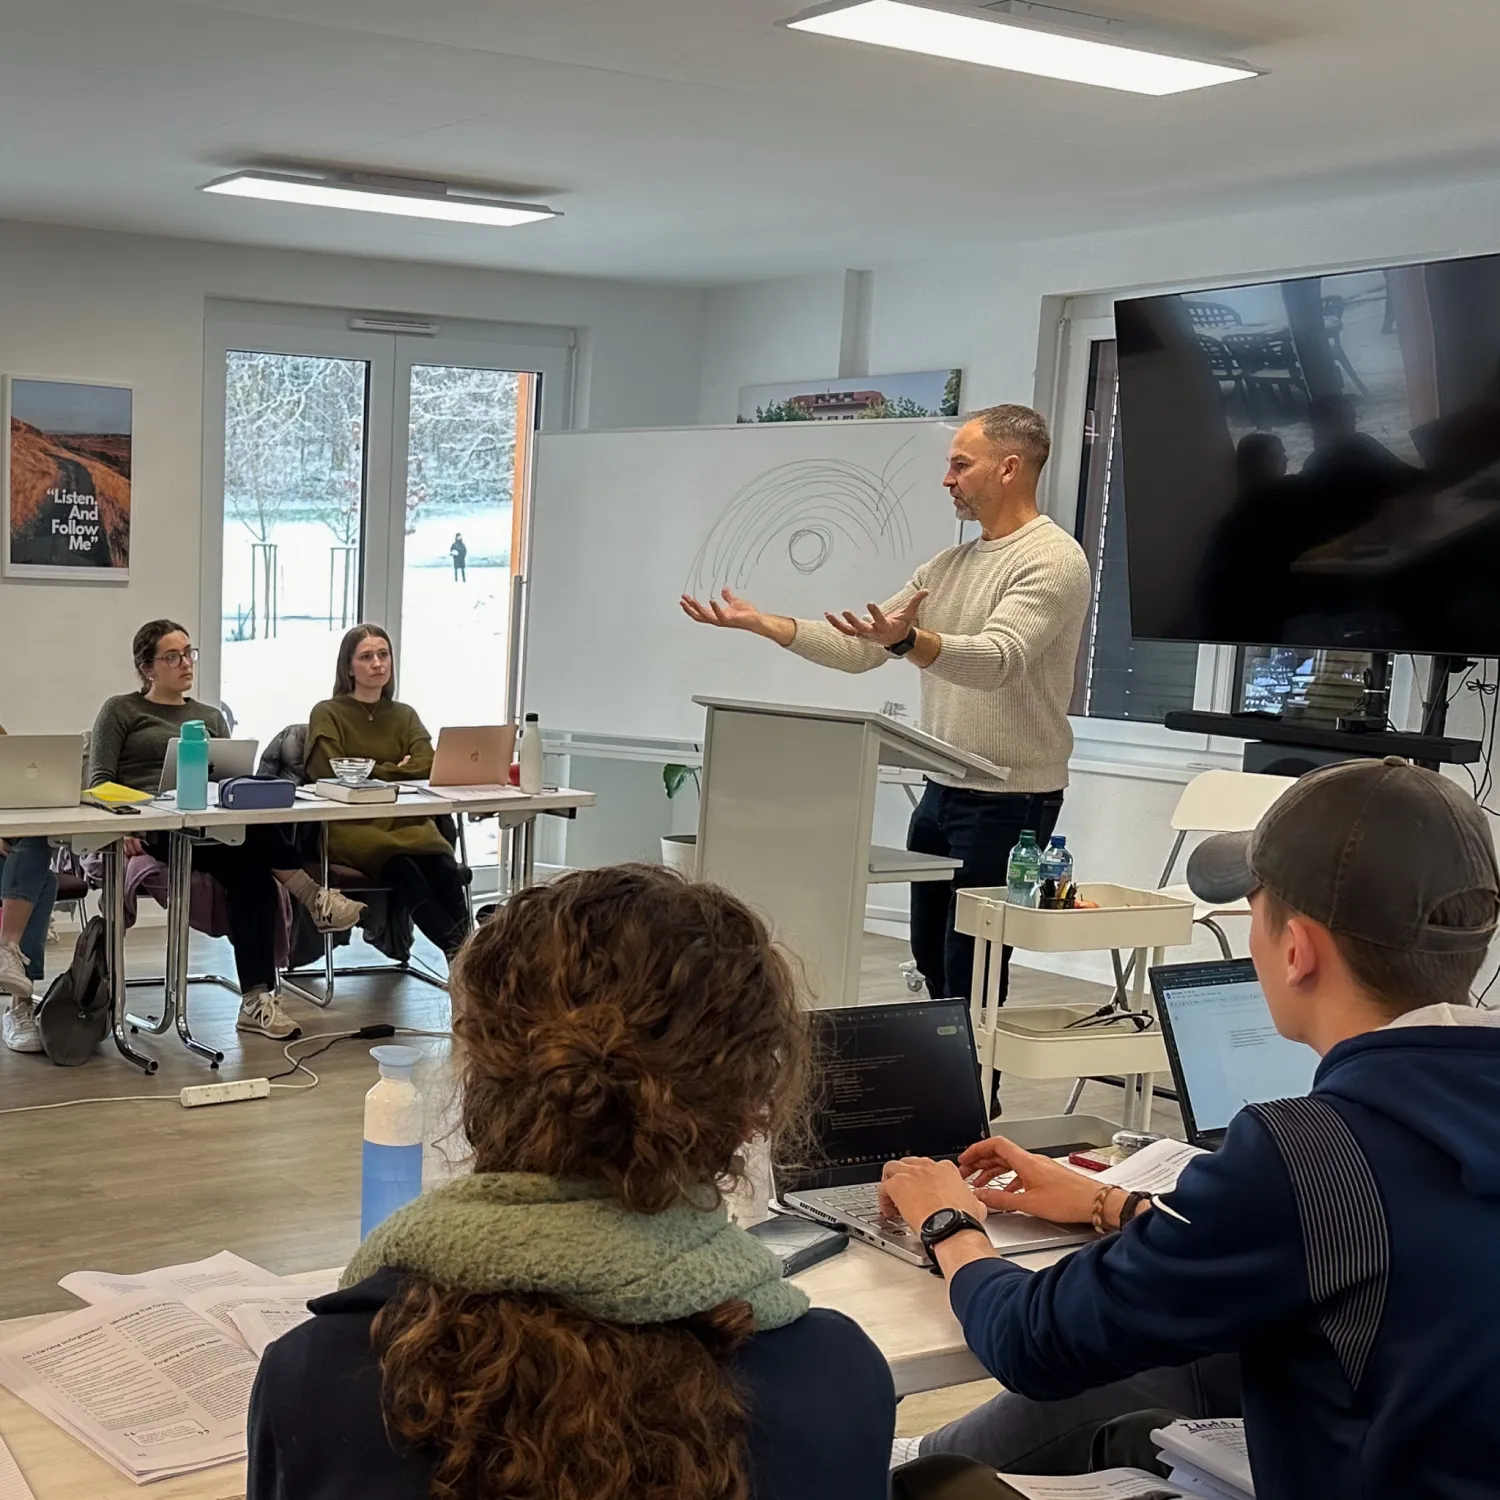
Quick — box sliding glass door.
[202,302,570,781]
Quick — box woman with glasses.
[88,619,364,1040]
[305,623,471,960]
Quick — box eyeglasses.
[155,648,200,668]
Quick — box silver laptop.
[1151,959,1319,1150]
[773,1000,1091,1267]
[0,735,85,810]
[158,737,258,794]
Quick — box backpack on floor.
[37,916,111,1067]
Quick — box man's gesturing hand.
[826,589,929,647]
[680,587,763,632]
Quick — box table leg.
[170,832,224,1067]
[974,926,1004,1122]
[1136,946,1165,1134]
[104,840,157,1074]
[455,815,476,923]
[518,816,537,888]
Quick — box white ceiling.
[1,0,1498,284]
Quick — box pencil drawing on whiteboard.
[684,442,919,598]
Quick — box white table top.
[0,802,182,840]
[0,1243,1057,1500]
[0,789,595,841]
[173,786,595,830]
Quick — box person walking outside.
[450,533,468,582]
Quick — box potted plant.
[660,762,700,874]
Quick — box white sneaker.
[0,941,34,1002]
[889,1436,926,1470]
[236,989,301,1041]
[308,887,365,934]
[2,997,43,1054]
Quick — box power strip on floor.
[179,1078,271,1108]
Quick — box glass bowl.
[329,757,376,785]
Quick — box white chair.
[1158,769,1297,956]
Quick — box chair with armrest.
[261,724,473,1008]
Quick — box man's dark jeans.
[907,781,1065,1002]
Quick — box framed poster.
[737,368,962,424]
[3,375,132,580]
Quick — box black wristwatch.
[887,627,919,657]
[919,1207,987,1270]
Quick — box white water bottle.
[361,1045,423,1239]
[518,711,544,795]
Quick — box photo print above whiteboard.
[738,368,962,424]
[3,375,132,580]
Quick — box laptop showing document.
[0,734,84,809]
[158,738,258,794]
[773,1000,1090,1266]
[1151,959,1319,1150]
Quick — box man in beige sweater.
[682,404,1092,1009]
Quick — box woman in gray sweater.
[89,619,363,1040]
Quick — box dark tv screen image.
[1115,251,1500,654]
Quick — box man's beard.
[951,493,978,521]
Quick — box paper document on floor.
[1097,1139,1207,1195]
[58,1249,279,1306]
[0,1294,260,1482]
[997,1469,1188,1498]
[0,1436,37,1500]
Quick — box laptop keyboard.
[815,1184,919,1238]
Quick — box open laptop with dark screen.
[773,1000,1090,1266]
[1151,960,1320,1149]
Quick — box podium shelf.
[868,846,962,883]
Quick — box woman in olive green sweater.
[306,625,471,959]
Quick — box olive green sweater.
[305,696,450,876]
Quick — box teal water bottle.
[1005,830,1041,908]
[1038,834,1075,909]
[177,720,210,811]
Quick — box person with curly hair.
[247,863,895,1500]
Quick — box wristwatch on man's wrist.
[919,1206,987,1270]
[887,627,919,657]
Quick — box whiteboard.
[527,419,961,743]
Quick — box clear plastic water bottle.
[361,1045,423,1238]
[518,712,544,795]
[1038,834,1075,910]
[1006,830,1041,908]
[176,720,210,812]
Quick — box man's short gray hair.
[965,404,1051,471]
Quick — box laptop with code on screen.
[1151,960,1320,1149]
[772,1000,1089,1266]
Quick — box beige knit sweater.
[785,515,1092,793]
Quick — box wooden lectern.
[694,698,1008,1009]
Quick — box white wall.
[695,169,1500,982]
[0,218,705,734]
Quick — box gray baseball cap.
[1187,756,1500,954]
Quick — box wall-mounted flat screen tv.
[1115,252,1500,653]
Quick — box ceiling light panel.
[201,172,558,227]
[785,0,1259,96]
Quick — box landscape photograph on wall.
[4,376,132,579]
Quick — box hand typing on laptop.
[881,1136,1148,1281]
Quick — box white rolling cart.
[957,883,1195,1132]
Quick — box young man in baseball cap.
[882,757,1500,1498]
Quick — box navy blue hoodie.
[950,1009,1500,1500]
[247,1266,894,1500]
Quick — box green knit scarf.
[342,1173,809,1331]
